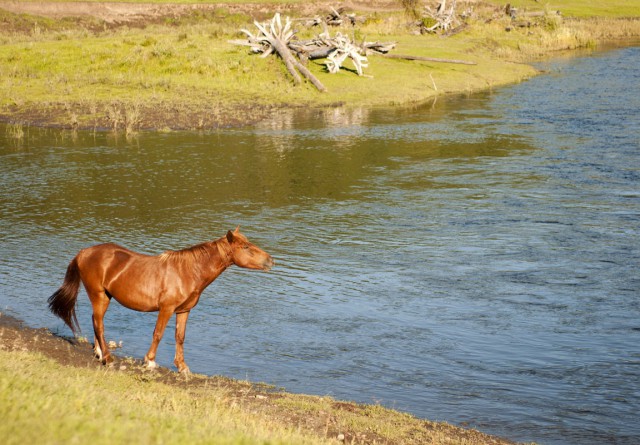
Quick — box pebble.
[337,433,345,442]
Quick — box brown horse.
[48,227,274,373]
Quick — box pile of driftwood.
[231,12,476,92]
[302,6,362,27]
[233,13,327,92]
[232,13,394,91]
[422,0,459,33]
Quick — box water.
[1,45,639,444]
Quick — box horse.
[48,227,274,373]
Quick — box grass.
[0,349,326,445]
[0,347,514,445]
[0,1,639,129]
[493,0,640,18]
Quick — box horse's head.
[226,227,275,271]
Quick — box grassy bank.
[0,1,639,130]
[0,349,326,445]
[0,324,517,445]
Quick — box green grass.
[493,0,640,18]
[0,349,327,445]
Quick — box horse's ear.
[226,230,234,243]
[234,226,240,234]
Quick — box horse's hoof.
[145,360,158,370]
[179,366,191,375]
[101,355,114,365]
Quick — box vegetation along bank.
[1,0,639,131]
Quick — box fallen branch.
[377,53,476,65]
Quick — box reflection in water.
[1,46,640,445]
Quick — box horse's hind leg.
[88,289,112,365]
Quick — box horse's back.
[76,243,150,285]
[78,242,154,261]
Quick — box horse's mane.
[158,238,229,267]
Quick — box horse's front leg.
[174,311,191,374]
[144,307,173,369]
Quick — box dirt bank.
[0,0,399,23]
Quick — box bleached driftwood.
[239,13,326,92]
[326,6,359,26]
[377,53,476,65]
[288,40,396,61]
[321,32,368,76]
[423,0,459,33]
[232,14,402,86]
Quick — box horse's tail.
[48,256,81,335]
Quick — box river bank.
[1,1,639,131]
[0,311,518,444]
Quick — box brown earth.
[0,1,399,24]
[0,311,518,445]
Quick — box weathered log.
[378,53,476,65]
[291,45,334,60]
[291,57,327,92]
[289,40,396,60]
[442,23,468,37]
[245,14,327,92]
[269,35,303,85]
[363,41,396,54]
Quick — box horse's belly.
[106,284,160,312]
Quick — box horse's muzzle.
[263,256,275,271]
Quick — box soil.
[0,0,399,27]
[0,0,399,24]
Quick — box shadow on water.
[1,45,639,445]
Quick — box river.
[1,45,639,444]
